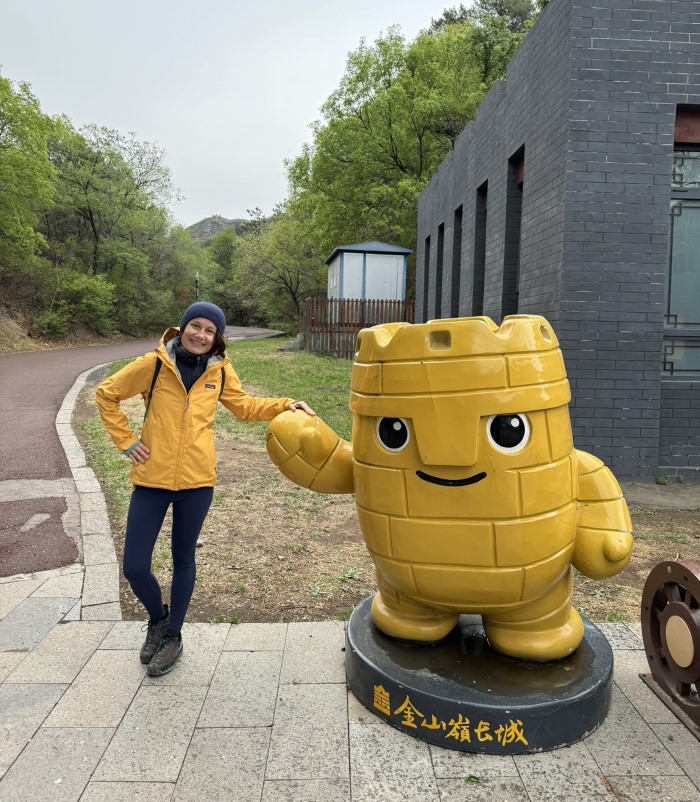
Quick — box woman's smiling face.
[181,317,217,355]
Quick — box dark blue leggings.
[123,485,213,632]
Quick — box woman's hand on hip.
[128,443,151,465]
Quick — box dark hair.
[213,331,227,357]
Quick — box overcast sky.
[1,0,455,227]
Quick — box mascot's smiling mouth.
[416,470,487,487]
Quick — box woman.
[96,301,314,676]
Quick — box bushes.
[32,269,116,337]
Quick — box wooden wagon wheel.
[641,560,700,726]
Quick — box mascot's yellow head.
[349,315,576,522]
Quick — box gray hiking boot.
[140,605,169,665]
[147,631,183,676]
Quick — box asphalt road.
[0,327,284,577]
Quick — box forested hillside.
[0,2,543,342]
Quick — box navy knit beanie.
[180,302,226,336]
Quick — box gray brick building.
[417,0,700,482]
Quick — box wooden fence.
[299,298,415,359]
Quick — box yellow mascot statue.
[266,315,633,661]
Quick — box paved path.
[0,338,158,577]
[0,336,699,800]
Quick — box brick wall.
[659,381,700,481]
[559,0,698,478]
[416,0,700,481]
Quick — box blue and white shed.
[325,241,412,301]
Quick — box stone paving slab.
[585,687,687,777]
[0,651,24,682]
[81,563,119,607]
[596,622,645,650]
[0,578,43,618]
[30,571,84,599]
[198,649,282,727]
[43,649,145,728]
[223,621,287,651]
[261,778,351,802]
[92,685,208,782]
[80,601,122,620]
[97,619,146,649]
[70,467,103,494]
[514,740,616,801]
[2,582,700,801]
[280,620,347,684]
[606,775,700,802]
[0,683,68,777]
[611,649,681,724]
[0,727,113,802]
[80,781,176,802]
[349,716,440,802]
[5,620,111,684]
[81,534,118,566]
[428,744,520,780]
[62,601,81,621]
[266,682,350,781]
[54,425,86,468]
[80,502,111,535]
[171,727,270,802]
[0,596,76,651]
[654,722,700,789]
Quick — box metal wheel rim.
[641,559,700,725]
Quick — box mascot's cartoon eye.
[487,414,530,453]
[376,418,410,452]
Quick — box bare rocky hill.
[186,215,248,241]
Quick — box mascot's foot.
[484,606,584,661]
[371,592,459,642]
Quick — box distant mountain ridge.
[187,215,248,240]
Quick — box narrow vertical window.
[422,235,430,323]
[664,105,700,375]
[435,223,445,319]
[501,147,524,319]
[451,205,463,317]
[473,182,487,315]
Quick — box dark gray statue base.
[345,595,613,754]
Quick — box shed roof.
[324,240,412,264]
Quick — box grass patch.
[223,338,353,440]
[79,416,135,520]
[633,528,692,545]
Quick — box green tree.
[432,1,538,33]
[207,227,237,276]
[45,121,176,276]
[0,77,55,273]
[255,205,326,324]
[34,269,116,337]
[286,19,526,261]
[203,227,249,324]
[40,119,193,331]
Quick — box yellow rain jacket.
[96,328,293,490]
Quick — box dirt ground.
[74,390,700,626]
[143,430,375,625]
